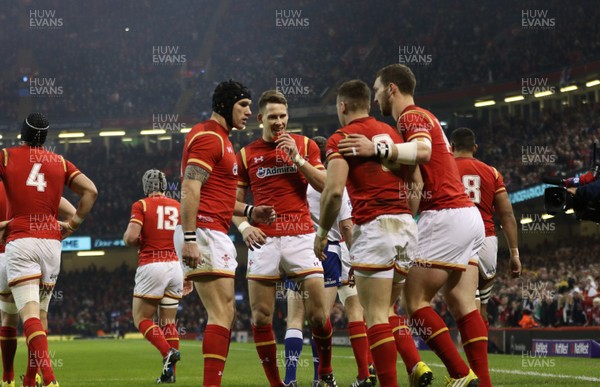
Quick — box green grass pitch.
[18,339,600,386]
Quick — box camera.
[543,144,600,222]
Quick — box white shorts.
[5,238,61,288]
[174,226,238,280]
[477,236,498,280]
[350,214,417,280]
[247,233,323,281]
[415,207,485,271]
[0,253,10,295]
[134,261,184,300]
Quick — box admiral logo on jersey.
[256,164,297,179]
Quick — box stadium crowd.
[1,1,599,121]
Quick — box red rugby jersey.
[237,134,324,237]
[397,105,473,211]
[455,157,506,237]
[326,117,412,225]
[129,195,180,266]
[0,145,81,242]
[180,120,238,234]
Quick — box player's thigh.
[341,292,363,322]
[248,280,276,325]
[132,296,159,324]
[354,276,393,327]
[404,265,449,313]
[286,289,305,330]
[195,276,235,317]
[443,264,479,319]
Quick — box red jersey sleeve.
[493,167,507,195]
[0,149,7,181]
[236,148,250,188]
[187,132,224,173]
[64,159,82,187]
[306,138,325,170]
[129,200,145,226]
[325,131,345,162]
[399,110,435,142]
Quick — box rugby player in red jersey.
[0,113,98,387]
[175,80,275,387]
[234,90,337,387]
[451,127,521,326]
[123,169,184,383]
[316,80,432,387]
[0,183,75,387]
[338,65,488,386]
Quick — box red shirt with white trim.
[455,157,506,237]
[129,195,180,266]
[0,145,81,242]
[181,120,238,234]
[398,105,473,211]
[237,134,324,237]
[326,117,412,225]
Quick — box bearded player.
[0,113,98,387]
[123,169,185,383]
[338,65,488,386]
[451,127,521,326]
[175,80,275,387]
[316,79,432,387]
[234,90,337,387]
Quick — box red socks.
[253,324,283,387]
[367,324,398,387]
[23,318,55,385]
[348,321,370,380]
[390,314,421,373]
[411,307,469,379]
[0,326,17,382]
[457,310,491,387]
[203,324,231,386]
[138,319,170,357]
[311,318,333,377]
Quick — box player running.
[316,79,431,387]
[123,169,185,383]
[451,127,522,326]
[0,113,98,387]
[234,90,337,387]
[338,65,489,386]
[174,80,275,387]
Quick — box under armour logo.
[227,146,233,153]
[253,156,264,163]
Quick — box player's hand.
[275,133,299,161]
[242,226,267,251]
[510,255,522,278]
[313,234,328,261]
[252,205,277,224]
[338,134,376,157]
[347,267,356,288]
[58,220,75,240]
[567,187,577,195]
[182,280,194,296]
[182,241,202,268]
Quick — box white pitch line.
[224,345,600,382]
